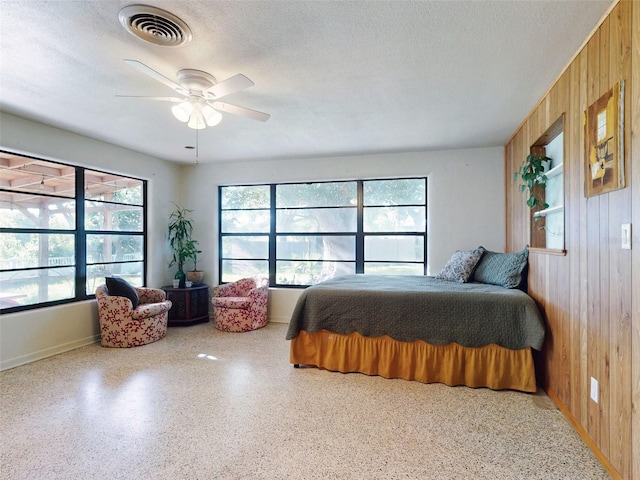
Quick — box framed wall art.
[583,81,625,197]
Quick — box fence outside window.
[0,151,146,312]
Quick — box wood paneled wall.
[505,2,638,478]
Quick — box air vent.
[119,5,192,47]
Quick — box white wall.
[182,147,506,323]
[0,113,505,366]
[0,113,182,370]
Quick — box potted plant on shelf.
[168,204,201,288]
[186,248,204,285]
[514,153,551,210]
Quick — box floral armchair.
[95,284,172,347]
[212,277,269,332]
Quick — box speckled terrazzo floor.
[1,323,608,480]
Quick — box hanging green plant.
[514,154,551,210]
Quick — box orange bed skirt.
[290,330,537,393]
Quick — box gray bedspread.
[286,275,545,350]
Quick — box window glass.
[0,232,75,268]
[221,185,270,209]
[84,171,146,296]
[86,234,143,263]
[363,178,426,205]
[85,171,143,205]
[222,236,268,259]
[363,206,426,232]
[221,259,268,283]
[364,235,424,262]
[363,263,425,275]
[0,193,75,229]
[277,182,356,208]
[276,260,355,286]
[0,267,75,308]
[0,231,76,307]
[277,235,355,261]
[277,208,356,233]
[86,263,142,295]
[221,210,270,233]
[219,178,427,287]
[220,185,272,283]
[85,201,142,232]
[0,151,146,312]
[0,155,76,198]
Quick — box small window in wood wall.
[529,115,566,255]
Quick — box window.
[362,179,427,275]
[84,169,145,294]
[219,178,427,286]
[0,151,147,312]
[530,115,565,253]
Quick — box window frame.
[528,114,566,255]
[0,150,147,314]
[219,177,427,287]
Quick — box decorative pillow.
[472,246,529,289]
[105,276,139,309]
[436,247,485,283]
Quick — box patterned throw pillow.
[472,246,529,289]
[436,247,486,283]
[105,276,140,309]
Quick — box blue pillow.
[472,246,529,289]
[105,276,139,309]
[436,247,486,283]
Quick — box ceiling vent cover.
[119,5,192,47]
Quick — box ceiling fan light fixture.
[172,98,220,129]
[171,101,193,122]
[202,104,223,126]
[119,60,269,129]
[187,103,206,130]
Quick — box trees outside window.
[0,152,146,312]
[219,178,427,286]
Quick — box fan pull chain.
[195,129,199,165]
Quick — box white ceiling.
[0,0,612,164]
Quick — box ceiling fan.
[119,59,270,129]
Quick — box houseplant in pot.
[186,249,204,284]
[168,204,201,288]
[514,153,551,210]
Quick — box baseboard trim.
[545,388,622,480]
[1,334,101,371]
[268,316,291,324]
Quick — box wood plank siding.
[504,2,638,478]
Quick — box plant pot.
[187,270,204,284]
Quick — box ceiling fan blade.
[115,95,184,102]
[205,74,254,98]
[211,101,270,122]
[123,59,188,95]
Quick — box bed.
[286,249,545,393]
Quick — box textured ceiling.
[0,1,612,164]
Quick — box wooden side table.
[162,284,210,326]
